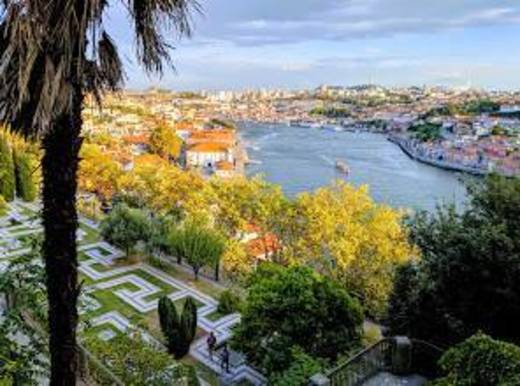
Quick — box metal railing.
[325,338,393,386]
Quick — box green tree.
[0,195,7,216]
[0,2,197,383]
[168,224,225,280]
[13,150,37,202]
[387,175,520,347]
[0,135,15,201]
[0,242,48,385]
[158,296,182,355]
[232,264,363,374]
[101,203,150,257]
[434,333,520,386]
[157,296,198,359]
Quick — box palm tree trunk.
[42,85,83,385]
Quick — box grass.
[182,356,221,386]
[147,256,226,298]
[204,309,230,322]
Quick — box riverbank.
[387,136,488,176]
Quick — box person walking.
[220,344,230,373]
[207,331,217,360]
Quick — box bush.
[217,289,242,315]
[270,346,326,386]
[434,333,520,386]
[84,334,199,385]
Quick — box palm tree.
[0,1,199,384]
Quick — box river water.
[240,122,469,211]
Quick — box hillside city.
[1,2,520,386]
[84,85,520,180]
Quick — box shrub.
[217,289,242,315]
[270,346,326,386]
[434,333,520,386]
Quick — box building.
[186,142,233,168]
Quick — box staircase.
[309,336,442,386]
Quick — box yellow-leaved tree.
[285,180,415,317]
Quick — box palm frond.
[127,0,200,74]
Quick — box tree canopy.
[232,264,363,375]
[100,203,151,257]
[387,175,520,347]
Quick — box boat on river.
[335,160,350,174]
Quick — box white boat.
[335,160,350,174]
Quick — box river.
[240,122,470,211]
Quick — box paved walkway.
[1,200,266,385]
[363,372,427,386]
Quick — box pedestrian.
[220,344,230,373]
[207,331,217,360]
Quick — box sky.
[105,0,520,91]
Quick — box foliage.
[0,134,15,201]
[220,239,252,283]
[168,224,225,280]
[409,122,442,142]
[430,99,500,117]
[85,334,199,386]
[79,143,122,202]
[310,106,350,118]
[270,346,326,386]
[157,296,197,359]
[0,243,48,384]
[217,289,242,314]
[100,203,151,257]
[0,195,6,216]
[281,181,414,317]
[433,333,520,386]
[149,122,183,160]
[13,150,37,202]
[118,156,211,223]
[232,264,363,374]
[387,175,520,348]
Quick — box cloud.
[217,1,520,46]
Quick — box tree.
[232,264,363,374]
[434,333,520,386]
[78,143,122,202]
[0,243,48,385]
[13,150,37,202]
[0,134,15,201]
[387,175,520,348]
[283,181,414,317]
[101,203,150,257]
[149,122,183,160]
[168,224,225,280]
[0,2,197,383]
[157,296,198,359]
[158,296,182,355]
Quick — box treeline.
[428,99,500,117]
[0,129,38,203]
[310,106,351,118]
[408,122,442,142]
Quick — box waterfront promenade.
[387,136,489,176]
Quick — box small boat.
[335,160,350,174]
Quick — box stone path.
[0,200,266,385]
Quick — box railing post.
[392,336,412,375]
[309,373,331,386]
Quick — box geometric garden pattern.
[0,200,266,385]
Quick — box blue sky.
[106,0,520,90]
